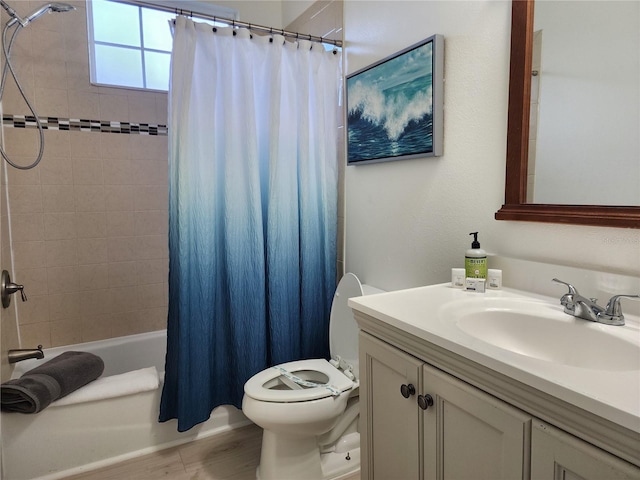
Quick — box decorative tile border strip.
[2,114,168,136]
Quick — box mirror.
[495,0,640,228]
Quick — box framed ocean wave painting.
[346,35,444,165]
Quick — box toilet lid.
[329,273,364,378]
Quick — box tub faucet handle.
[1,270,27,308]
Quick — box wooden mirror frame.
[495,0,640,228]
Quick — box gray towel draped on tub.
[1,351,104,413]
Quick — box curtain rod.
[121,0,342,47]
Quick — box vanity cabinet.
[531,421,640,480]
[358,330,640,480]
[360,332,531,480]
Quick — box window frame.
[86,0,238,92]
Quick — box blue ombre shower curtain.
[159,17,341,432]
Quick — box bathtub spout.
[8,345,44,364]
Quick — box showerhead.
[4,2,75,28]
[23,2,76,25]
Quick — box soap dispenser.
[465,232,487,279]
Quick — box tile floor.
[62,424,360,480]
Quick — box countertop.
[349,283,640,432]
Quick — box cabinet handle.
[418,394,434,410]
[400,383,416,398]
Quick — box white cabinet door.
[531,421,640,480]
[422,363,531,480]
[359,332,423,480]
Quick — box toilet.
[242,273,382,480]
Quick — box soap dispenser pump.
[465,232,487,279]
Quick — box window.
[87,0,236,91]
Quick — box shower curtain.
[160,16,341,432]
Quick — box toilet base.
[256,430,360,480]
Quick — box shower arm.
[0,0,24,26]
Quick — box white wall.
[216,0,285,27]
[344,0,640,292]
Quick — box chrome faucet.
[8,345,44,364]
[552,279,639,326]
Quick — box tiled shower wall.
[1,0,343,352]
[1,0,169,348]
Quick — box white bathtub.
[2,330,250,480]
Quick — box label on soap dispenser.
[465,257,487,279]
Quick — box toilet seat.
[243,273,382,405]
[244,359,354,403]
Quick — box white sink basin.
[441,298,640,372]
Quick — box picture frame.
[346,34,444,165]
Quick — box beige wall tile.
[47,266,79,294]
[73,157,104,185]
[8,185,43,213]
[155,94,168,125]
[42,130,71,157]
[105,185,135,211]
[131,159,167,185]
[40,156,73,185]
[45,239,78,267]
[70,131,101,159]
[81,313,113,342]
[136,235,168,260]
[14,268,49,296]
[76,212,107,238]
[1,64,35,114]
[108,261,138,287]
[44,212,76,240]
[107,211,134,237]
[130,136,168,161]
[48,292,80,321]
[19,321,51,349]
[11,213,44,242]
[107,236,138,263]
[128,94,157,124]
[68,91,101,121]
[3,129,40,157]
[13,241,46,269]
[50,318,83,346]
[66,60,95,93]
[110,310,144,337]
[79,288,111,317]
[109,286,139,314]
[136,259,168,285]
[138,306,168,331]
[77,238,108,264]
[100,134,131,160]
[16,294,49,325]
[99,93,129,122]
[77,263,109,291]
[134,210,167,236]
[74,185,105,211]
[134,185,167,211]
[137,282,167,309]
[42,184,75,212]
[5,162,40,185]
[103,158,133,185]
[34,57,67,90]
[34,87,69,117]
